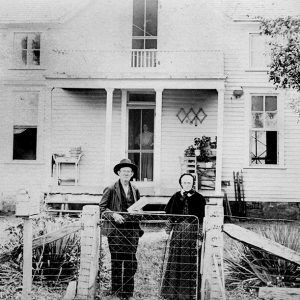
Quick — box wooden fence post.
[16,189,40,300]
[76,205,100,300]
[201,197,225,300]
[22,217,33,300]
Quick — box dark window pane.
[141,109,154,137]
[13,127,37,160]
[32,34,40,49]
[266,131,277,164]
[132,39,144,49]
[265,96,277,111]
[129,110,141,150]
[129,93,155,102]
[145,39,157,49]
[132,0,145,36]
[145,0,158,36]
[250,130,277,165]
[128,152,140,181]
[141,153,153,181]
[251,96,263,111]
[32,50,40,65]
[21,37,28,49]
[22,50,27,65]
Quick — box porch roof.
[45,77,226,91]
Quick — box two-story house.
[0,0,300,217]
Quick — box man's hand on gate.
[112,212,125,224]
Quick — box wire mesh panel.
[0,215,82,299]
[99,212,201,300]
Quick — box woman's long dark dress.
[161,191,206,300]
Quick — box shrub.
[0,213,81,288]
[224,223,300,290]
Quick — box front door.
[128,107,155,182]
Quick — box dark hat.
[113,158,138,175]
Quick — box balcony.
[47,49,224,79]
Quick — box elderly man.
[100,158,143,300]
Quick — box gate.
[99,212,201,300]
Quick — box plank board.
[258,287,300,300]
[32,222,82,249]
[223,224,300,266]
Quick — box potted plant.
[194,136,211,167]
[184,145,195,157]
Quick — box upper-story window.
[132,0,158,67]
[14,33,41,67]
[249,33,270,70]
[250,95,278,165]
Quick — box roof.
[0,0,91,24]
[223,0,300,20]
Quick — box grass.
[98,229,168,300]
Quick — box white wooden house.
[1,0,300,214]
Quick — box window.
[132,0,158,67]
[13,127,37,160]
[132,0,158,49]
[14,33,41,67]
[250,95,278,165]
[128,94,155,181]
[13,92,39,160]
[249,33,270,69]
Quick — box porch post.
[120,89,127,157]
[104,88,114,186]
[154,88,163,195]
[215,88,225,194]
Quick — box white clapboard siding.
[160,89,218,189]
[222,21,300,203]
[51,88,106,186]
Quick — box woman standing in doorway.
[135,124,154,181]
[161,173,206,300]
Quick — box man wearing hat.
[100,158,143,300]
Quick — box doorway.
[127,93,155,182]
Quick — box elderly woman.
[161,173,206,300]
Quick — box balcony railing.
[131,50,157,68]
[47,49,224,78]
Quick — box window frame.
[248,32,270,71]
[13,125,38,161]
[244,88,284,169]
[9,90,43,164]
[132,0,158,50]
[13,32,42,69]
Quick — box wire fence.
[0,214,82,300]
[99,212,202,300]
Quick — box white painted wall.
[0,0,300,204]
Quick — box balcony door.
[131,0,158,67]
[128,102,155,182]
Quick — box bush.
[0,213,81,295]
[224,223,300,290]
